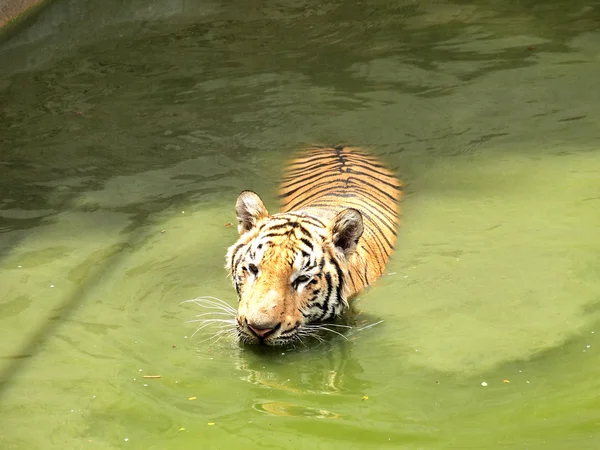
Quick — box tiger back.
[225,145,402,346]
[279,145,402,294]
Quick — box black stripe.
[348,273,358,291]
[308,291,321,309]
[282,183,346,212]
[347,266,358,291]
[263,221,314,240]
[281,169,341,194]
[321,273,334,320]
[281,177,399,213]
[330,258,345,313]
[264,222,296,232]
[233,245,251,270]
[229,242,246,269]
[268,213,326,229]
[300,237,314,250]
[347,170,402,192]
[340,156,392,173]
[346,175,399,201]
[286,153,339,170]
[297,216,327,228]
[259,232,289,241]
[293,149,387,170]
[256,219,285,233]
[342,155,387,169]
[360,233,387,272]
[360,226,391,265]
[280,173,341,200]
[281,160,338,182]
[304,198,398,237]
[360,210,395,251]
[301,198,396,252]
[324,194,396,242]
[328,188,398,218]
[343,198,398,238]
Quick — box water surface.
[1,0,599,448]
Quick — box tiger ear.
[235,190,269,235]
[329,208,363,256]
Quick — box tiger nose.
[247,321,278,337]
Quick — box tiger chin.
[225,145,402,346]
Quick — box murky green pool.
[1,0,599,448]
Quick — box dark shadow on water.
[0,206,197,398]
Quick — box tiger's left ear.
[329,208,364,256]
[235,190,269,235]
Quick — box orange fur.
[226,146,402,346]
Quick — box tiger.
[225,145,402,346]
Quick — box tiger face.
[225,191,363,346]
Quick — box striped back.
[279,145,402,294]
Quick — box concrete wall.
[0,0,221,75]
[0,0,49,29]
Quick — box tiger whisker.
[189,319,237,338]
[198,327,236,344]
[209,331,232,345]
[191,325,235,337]
[187,302,236,315]
[206,324,237,336]
[182,296,237,314]
[308,333,324,344]
[192,322,227,338]
[305,325,349,341]
[295,335,307,347]
[187,304,236,316]
[191,326,204,339]
[195,323,237,334]
[298,327,325,343]
[355,319,384,332]
[186,295,235,306]
[193,300,236,312]
[186,318,237,325]
[194,311,236,318]
[313,323,353,329]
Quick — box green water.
[1,0,599,448]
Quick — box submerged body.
[226,145,402,346]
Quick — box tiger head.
[225,190,363,346]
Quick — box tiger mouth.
[238,323,299,346]
[250,322,282,340]
[238,321,349,347]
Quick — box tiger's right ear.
[235,190,269,235]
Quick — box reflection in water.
[235,336,363,419]
[254,401,342,419]
[236,337,364,395]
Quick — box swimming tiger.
[225,145,402,346]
